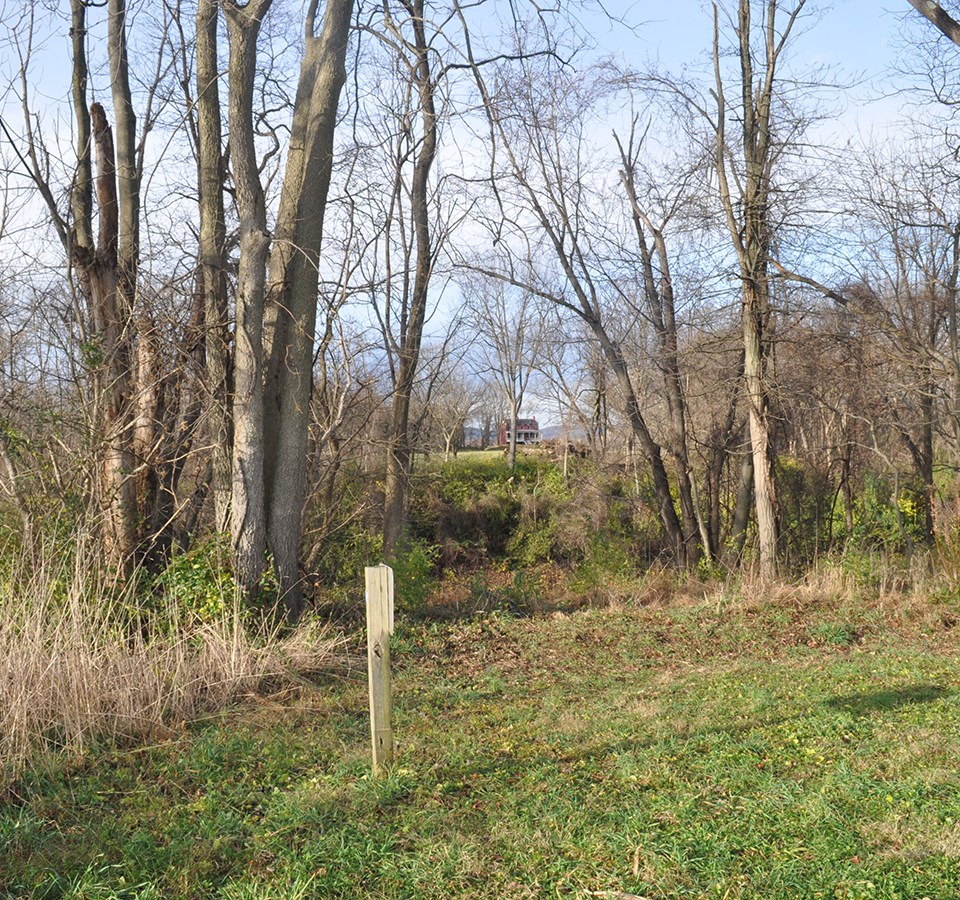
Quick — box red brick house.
[497,418,540,446]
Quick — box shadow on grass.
[507,683,958,768]
[825,683,951,714]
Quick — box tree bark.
[727,441,754,567]
[223,0,274,596]
[197,0,232,534]
[906,0,960,45]
[507,397,518,469]
[68,0,138,571]
[383,0,438,560]
[263,0,354,619]
[711,0,801,578]
[618,145,701,566]
[107,0,139,299]
[69,0,93,254]
[86,103,138,570]
[133,314,161,547]
[742,280,778,575]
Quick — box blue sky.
[598,1,904,72]
[0,2,929,138]
[565,1,934,141]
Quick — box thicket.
[0,527,341,787]
[283,447,953,618]
[0,438,958,783]
[4,0,960,822]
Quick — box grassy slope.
[2,591,960,899]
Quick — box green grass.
[2,595,960,898]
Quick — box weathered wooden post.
[365,564,394,774]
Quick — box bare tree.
[615,122,709,563]
[223,0,355,613]
[263,0,355,617]
[196,0,231,534]
[460,58,694,564]
[464,274,545,469]
[4,0,216,570]
[66,0,139,569]
[373,0,442,560]
[222,0,274,596]
[707,0,811,577]
[843,139,960,541]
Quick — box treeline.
[1,0,959,617]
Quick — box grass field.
[2,583,960,898]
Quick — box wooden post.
[365,564,394,774]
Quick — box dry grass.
[0,538,343,785]
[865,817,960,861]
[689,550,960,617]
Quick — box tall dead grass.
[698,549,960,630]
[0,538,342,785]
[634,548,960,623]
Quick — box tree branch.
[907,0,960,47]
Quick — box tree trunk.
[107,0,139,297]
[710,0,799,578]
[223,0,274,596]
[382,0,437,560]
[743,279,778,577]
[197,0,232,534]
[618,141,702,566]
[899,383,936,544]
[594,327,685,564]
[507,397,518,469]
[727,442,754,567]
[906,0,960,46]
[69,0,93,254]
[107,0,145,561]
[69,1,138,571]
[263,0,354,620]
[133,315,161,549]
[841,443,854,536]
[84,105,137,571]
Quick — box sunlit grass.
[2,591,960,898]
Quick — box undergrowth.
[0,536,343,787]
[3,582,960,898]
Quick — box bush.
[391,539,440,611]
[776,455,834,568]
[312,520,383,603]
[847,475,929,552]
[411,453,669,576]
[571,530,640,597]
[412,457,521,561]
[155,534,235,625]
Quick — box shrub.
[571,530,640,597]
[847,475,929,552]
[155,534,235,625]
[391,539,440,611]
[776,455,834,568]
[311,520,383,602]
